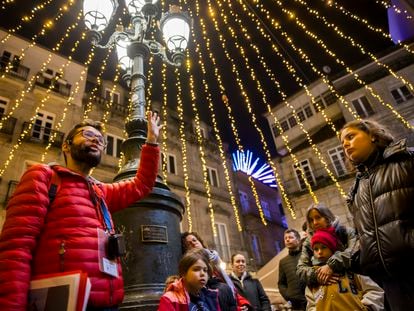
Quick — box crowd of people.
[0,114,412,311]
[276,119,414,311]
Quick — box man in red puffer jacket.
[0,111,161,311]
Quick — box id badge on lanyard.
[97,228,119,277]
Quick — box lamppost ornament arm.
[145,39,182,67]
[90,31,129,49]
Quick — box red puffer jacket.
[0,144,159,310]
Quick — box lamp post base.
[112,177,185,310]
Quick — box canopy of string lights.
[0,0,413,226]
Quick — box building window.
[1,50,11,62]
[214,222,231,262]
[288,115,297,128]
[328,146,347,177]
[105,89,120,104]
[304,104,313,118]
[0,97,8,115]
[313,98,325,112]
[239,190,249,212]
[322,91,337,106]
[271,123,280,137]
[293,159,316,190]
[297,110,306,122]
[0,50,11,69]
[162,153,177,174]
[352,96,374,118]
[281,120,289,132]
[251,234,263,265]
[260,200,271,220]
[390,85,413,104]
[105,134,123,158]
[32,111,54,141]
[207,166,219,187]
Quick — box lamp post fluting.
[83,1,190,309]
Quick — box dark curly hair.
[181,231,207,254]
[340,119,394,150]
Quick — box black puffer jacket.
[347,139,414,279]
[230,272,271,311]
[207,277,237,311]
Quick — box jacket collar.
[231,271,250,282]
[356,139,408,174]
[48,163,101,184]
[288,247,302,256]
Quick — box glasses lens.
[82,130,105,146]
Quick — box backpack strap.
[47,165,61,205]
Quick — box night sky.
[0,0,395,159]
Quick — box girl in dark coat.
[341,119,414,311]
[296,203,358,288]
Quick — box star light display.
[232,150,277,188]
[0,0,413,231]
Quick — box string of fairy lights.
[258,0,414,129]
[176,68,209,234]
[205,0,297,220]
[377,0,414,19]
[231,0,349,199]
[0,10,96,175]
[1,0,76,75]
[185,47,243,233]
[188,14,243,231]
[196,22,284,224]
[280,0,414,92]
[0,0,78,130]
[195,1,270,225]
[215,0,320,204]
[83,46,114,119]
[1,0,413,232]
[0,0,55,42]
[227,0,362,132]
[319,0,414,57]
[160,63,170,184]
[197,0,296,220]
[40,32,91,162]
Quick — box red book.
[28,270,91,311]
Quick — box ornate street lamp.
[83,1,189,309]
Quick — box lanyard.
[99,199,113,232]
[87,179,113,233]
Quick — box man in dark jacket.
[230,253,271,311]
[278,229,307,310]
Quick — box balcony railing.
[0,60,30,81]
[0,115,17,135]
[82,94,129,116]
[35,74,71,97]
[21,122,65,148]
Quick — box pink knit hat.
[311,227,338,252]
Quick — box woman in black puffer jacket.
[341,119,414,311]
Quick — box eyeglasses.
[74,129,106,147]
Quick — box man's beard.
[70,144,101,167]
